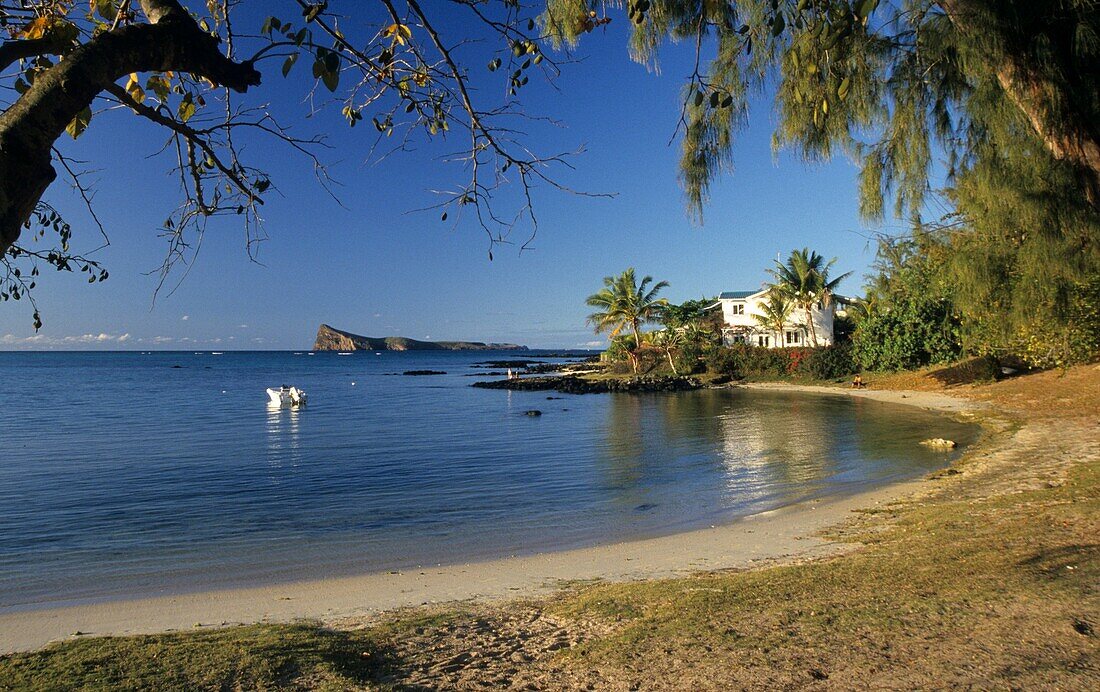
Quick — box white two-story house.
[711,289,842,348]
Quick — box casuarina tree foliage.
[2,1,1097,353]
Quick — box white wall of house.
[716,289,836,348]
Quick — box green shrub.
[852,299,961,371]
[803,344,858,379]
[673,343,707,375]
[705,345,854,380]
[705,347,743,377]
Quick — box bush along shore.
[469,343,865,393]
[468,343,1022,397]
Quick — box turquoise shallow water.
[0,351,978,610]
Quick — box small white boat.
[267,385,308,407]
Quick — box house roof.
[719,290,764,300]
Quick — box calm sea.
[0,350,978,610]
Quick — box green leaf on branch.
[771,13,785,37]
[303,2,327,23]
[322,67,339,92]
[857,0,880,22]
[282,53,299,78]
[838,77,851,101]
[177,93,196,123]
[92,0,117,21]
[65,106,91,139]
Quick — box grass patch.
[0,623,393,691]
[544,456,1100,686]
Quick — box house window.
[785,330,802,345]
[757,335,770,347]
[731,303,745,315]
[731,334,746,344]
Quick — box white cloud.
[1,332,134,348]
[237,324,249,329]
[581,340,605,348]
[181,315,189,321]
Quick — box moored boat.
[267,385,308,406]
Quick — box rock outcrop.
[471,375,704,394]
[313,324,527,352]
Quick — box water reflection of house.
[708,289,852,348]
[716,395,835,496]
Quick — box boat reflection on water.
[265,401,303,478]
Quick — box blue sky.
[1,6,894,350]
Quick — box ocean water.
[0,351,979,610]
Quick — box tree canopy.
[1,0,1098,357]
[585,267,669,372]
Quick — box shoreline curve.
[0,386,985,654]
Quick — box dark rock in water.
[546,396,564,400]
[523,409,543,416]
[403,370,447,376]
[462,371,506,377]
[171,365,183,369]
[473,360,540,368]
[634,503,658,512]
[472,375,704,395]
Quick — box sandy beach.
[0,386,982,654]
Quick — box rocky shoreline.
[471,374,704,394]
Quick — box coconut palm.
[768,248,852,347]
[586,268,670,373]
[753,289,792,345]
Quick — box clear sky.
[0,6,896,351]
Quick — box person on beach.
[852,374,865,389]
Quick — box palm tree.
[586,268,670,373]
[768,248,852,347]
[753,289,791,346]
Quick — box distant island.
[313,324,527,351]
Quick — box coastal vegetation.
[584,268,670,373]
[766,248,850,348]
[588,233,1098,383]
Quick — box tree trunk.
[666,347,678,375]
[629,318,641,374]
[0,0,261,254]
[804,302,819,347]
[936,0,1100,208]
